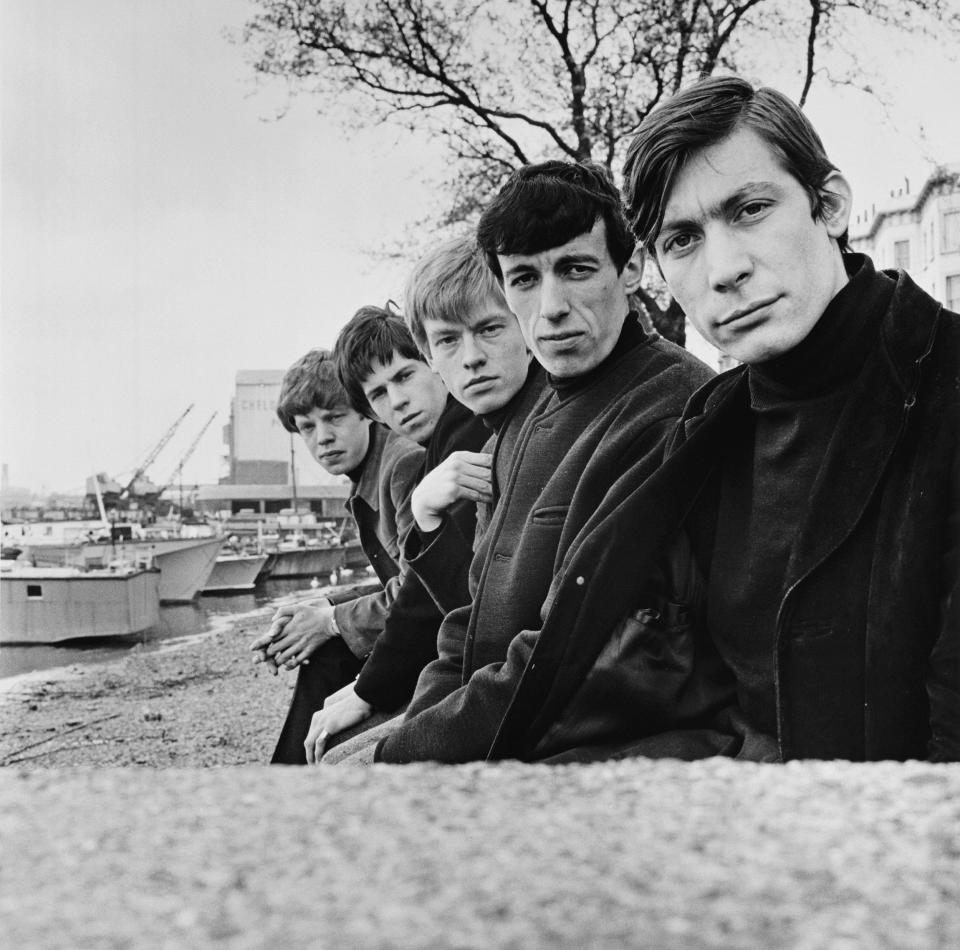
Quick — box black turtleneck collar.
[548,312,648,399]
[748,254,895,404]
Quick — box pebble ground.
[1,760,958,949]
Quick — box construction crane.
[157,411,217,497]
[120,404,193,499]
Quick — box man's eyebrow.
[660,181,780,235]
[388,363,417,383]
[501,261,537,279]
[554,251,601,268]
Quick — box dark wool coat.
[353,397,490,711]
[493,264,959,763]
[377,324,715,763]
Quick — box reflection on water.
[0,577,329,679]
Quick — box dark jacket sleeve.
[352,412,486,711]
[353,568,443,711]
[401,498,478,616]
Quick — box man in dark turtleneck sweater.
[365,160,717,764]
[576,74,960,762]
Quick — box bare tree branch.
[799,0,824,106]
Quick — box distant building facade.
[850,163,960,311]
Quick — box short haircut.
[622,75,848,253]
[276,348,351,434]
[404,235,510,355]
[476,160,636,280]
[333,304,425,418]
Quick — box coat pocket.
[532,600,722,759]
[531,505,570,526]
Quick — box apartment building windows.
[893,240,910,270]
[943,211,960,253]
[947,274,960,312]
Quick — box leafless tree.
[240,0,958,342]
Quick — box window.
[930,222,936,261]
[26,584,43,598]
[943,211,960,253]
[947,275,960,312]
[893,240,910,270]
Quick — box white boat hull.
[261,546,345,579]
[22,537,224,603]
[203,554,269,593]
[0,567,160,644]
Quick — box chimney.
[904,177,910,194]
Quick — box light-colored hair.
[404,235,509,356]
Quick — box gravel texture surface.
[2,760,958,949]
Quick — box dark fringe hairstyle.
[477,160,636,280]
[333,303,425,418]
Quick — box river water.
[0,577,323,679]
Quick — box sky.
[3,0,960,495]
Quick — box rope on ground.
[1,713,121,765]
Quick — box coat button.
[576,576,584,585]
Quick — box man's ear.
[621,246,646,295]
[819,171,853,239]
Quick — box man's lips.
[318,450,344,463]
[463,375,498,391]
[539,331,583,347]
[400,411,422,428]
[718,296,780,327]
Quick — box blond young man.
[306,240,545,762]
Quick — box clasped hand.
[250,598,338,673]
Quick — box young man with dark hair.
[304,243,544,760]
[251,347,425,763]
[514,75,958,763]
[295,303,492,762]
[353,160,721,765]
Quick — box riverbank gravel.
[0,603,294,768]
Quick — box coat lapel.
[785,272,943,587]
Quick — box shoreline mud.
[0,597,306,768]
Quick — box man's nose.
[388,383,409,410]
[461,334,486,368]
[539,274,570,322]
[316,425,335,445]
[707,229,753,293]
